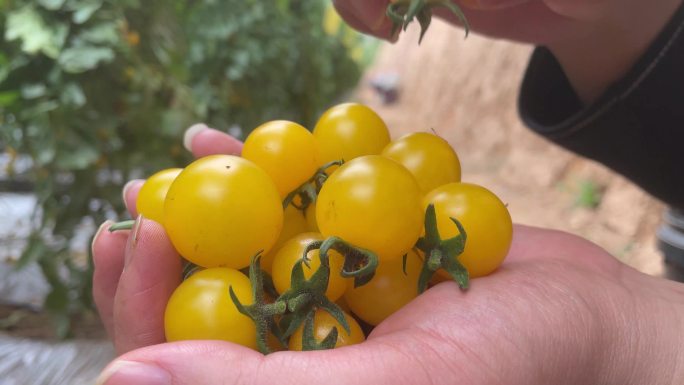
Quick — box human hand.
[92,128,684,385]
[333,0,682,102]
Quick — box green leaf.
[78,22,120,45]
[45,285,70,313]
[0,91,20,107]
[56,144,100,170]
[0,54,8,83]
[60,83,86,107]
[38,0,67,10]
[5,6,69,58]
[21,83,48,99]
[16,236,47,269]
[58,46,115,73]
[70,0,103,24]
[19,100,59,120]
[53,312,72,339]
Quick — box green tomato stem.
[415,204,469,292]
[108,219,135,232]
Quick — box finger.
[333,0,395,39]
[543,0,609,21]
[113,217,182,354]
[92,220,128,339]
[122,179,144,218]
[507,224,622,273]
[183,123,243,158]
[95,335,453,385]
[465,0,530,11]
[434,1,579,45]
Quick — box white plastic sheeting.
[0,334,114,385]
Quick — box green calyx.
[415,203,469,292]
[317,236,378,287]
[282,160,344,211]
[230,255,288,354]
[230,235,380,353]
[386,0,470,44]
[277,246,350,343]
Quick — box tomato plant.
[164,268,256,349]
[136,168,183,224]
[271,233,349,301]
[316,155,423,261]
[313,103,390,167]
[242,120,320,198]
[288,309,364,350]
[164,155,283,269]
[344,251,422,325]
[381,132,461,194]
[423,182,512,278]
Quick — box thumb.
[113,217,182,354]
[96,335,452,385]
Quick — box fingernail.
[123,179,144,213]
[124,215,144,267]
[96,360,171,385]
[473,0,529,10]
[91,220,114,255]
[183,123,209,153]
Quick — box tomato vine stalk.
[386,0,470,43]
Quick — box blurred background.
[0,1,668,384]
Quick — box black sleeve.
[518,3,684,211]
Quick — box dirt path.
[355,20,665,276]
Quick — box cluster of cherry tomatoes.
[132,103,512,353]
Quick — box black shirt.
[519,3,684,211]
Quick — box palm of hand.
[95,217,643,385]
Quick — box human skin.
[333,0,683,103]
[92,126,684,385]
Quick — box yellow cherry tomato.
[316,155,423,261]
[305,202,319,232]
[242,120,320,198]
[164,155,283,268]
[271,232,348,301]
[423,182,512,278]
[344,251,422,325]
[313,103,390,166]
[288,309,365,350]
[164,268,256,349]
[261,205,309,273]
[136,168,182,224]
[381,132,461,194]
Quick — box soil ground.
[355,20,666,277]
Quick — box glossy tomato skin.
[316,155,423,261]
[381,132,461,194]
[261,205,309,273]
[164,155,283,269]
[242,120,319,198]
[288,309,365,350]
[305,203,318,232]
[313,103,390,166]
[136,168,182,224]
[423,182,512,278]
[271,232,348,301]
[344,251,422,325]
[164,268,256,349]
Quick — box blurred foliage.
[0,0,367,336]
